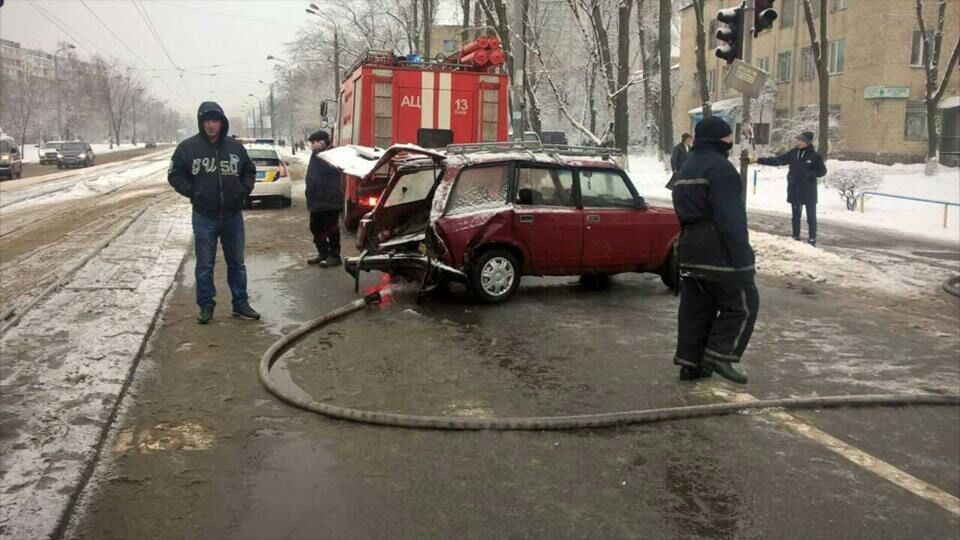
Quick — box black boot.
[307,255,324,265]
[319,255,342,268]
[232,304,261,320]
[679,365,713,381]
[197,305,214,324]
[702,358,748,384]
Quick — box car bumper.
[344,251,465,282]
[59,157,86,164]
[251,178,291,198]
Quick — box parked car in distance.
[245,144,292,207]
[340,142,680,303]
[57,142,95,169]
[0,136,24,179]
[38,141,64,165]
[145,139,157,148]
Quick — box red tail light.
[365,196,379,207]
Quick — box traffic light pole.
[738,1,753,203]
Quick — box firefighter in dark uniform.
[671,117,759,384]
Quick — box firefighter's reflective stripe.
[421,72,435,129]
[438,73,452,130]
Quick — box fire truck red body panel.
[336,51,509,226]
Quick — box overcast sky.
[0,0,339,119]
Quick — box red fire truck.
[336,40,510,228]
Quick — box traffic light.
[715,3,745,65]
[754,0,778,36]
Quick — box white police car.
[246,144,292,207]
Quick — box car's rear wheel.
[469,249,521,303]
[660,241,679,292]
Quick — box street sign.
[725,59,768,98]
[864,86,910,99]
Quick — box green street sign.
[864,86,910,99]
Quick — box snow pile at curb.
[0,200,191,539]
[751,231,950,297]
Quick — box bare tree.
[800,0,829,157]
[691,0,711,118]
[614,0,634,152]
[915,0,960,171]
[2,74,47,155]
[658,0,674,154]
[636,0,661,146]
[96,60,142,147]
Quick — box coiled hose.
[259,289,960,431]
[944,275,960,298]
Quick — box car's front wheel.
[469,248,521,303]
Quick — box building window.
[707,69,716,93]
[832,0,848,11]
[828,39,846,74]
[801,47,815,80]
[757,56,770,73]
[911,30,935,66]
[781,0,795,27]
[905,101,927,139]
[777,51,793,82]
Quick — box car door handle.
[586,215,600,223]
[519,214,534,223]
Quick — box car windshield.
[43,143,61,149]
[0,141,11,153]
[62,143,86,151]
[247,149,278,160]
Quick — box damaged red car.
[329,142,681,303]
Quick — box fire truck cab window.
[446,164,511,215]
[515,167,575,207]
[385,168,441,208]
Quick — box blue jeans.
[192,211,248,309]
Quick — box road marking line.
[711,388,960,517]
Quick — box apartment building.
[0,39,58,80]
[674,0,960,164]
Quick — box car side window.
[515,167,575,207]
[579,169,636,208]
[385,167,441,208]
[446,164,511,215]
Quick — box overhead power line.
[131,0,192,97]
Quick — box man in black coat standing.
[304,130,343,268]
[168,101,260,324]
[755,131,827,246]
[665,132,692,190]
[671,117,759,384]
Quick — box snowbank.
[22,143,149,164]
[628,153,960,245]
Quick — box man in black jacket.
[755,131,827,246]
[671,117,759,384]
[168,102,260,324]
[304,130,343,268]
[665,132,692,189]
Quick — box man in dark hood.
[304,130,343,267]
[168,101,260,324]
[670,116,758,384]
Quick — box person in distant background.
[304,130,343,268]
[665,132,692,190]
[754,131,827,246]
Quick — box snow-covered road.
[0,199,192,539]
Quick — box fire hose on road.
[943,275,960,298]
[259,289,960,431]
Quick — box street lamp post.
[248,93,264,138]
[53,43,76,139]
[305,5,341,100]
[268,55,295,146]
[259,79,276,141]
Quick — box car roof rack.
[445,141,623,160]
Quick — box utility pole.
[738,0,753,203]
[132,92,137,144]
[333,28,341,100]
[269,84,276,140]
[510,0,528,139]
[53,43,75,139]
